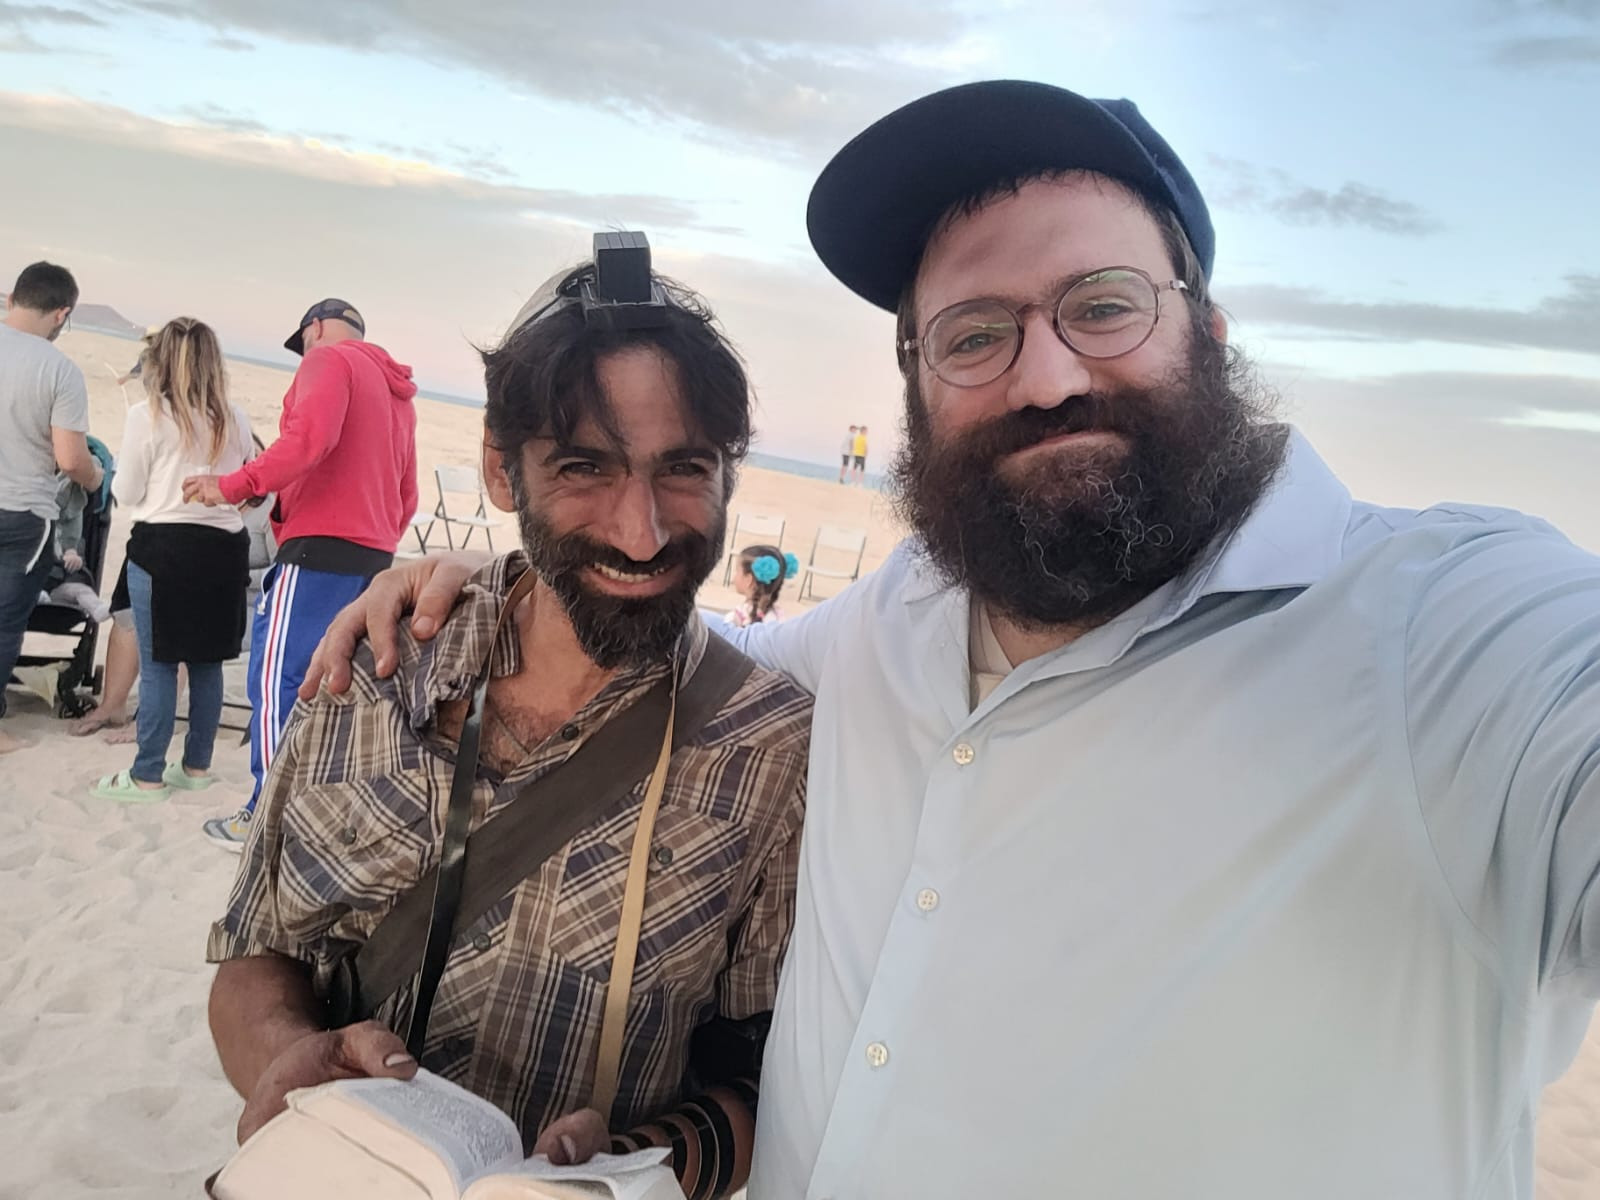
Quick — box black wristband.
[697,1095,738,1197]
[680,1101,719,1200]
[660,1119,691,1182]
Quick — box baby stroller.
[14,438,115,718]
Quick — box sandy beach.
[1,329,1597,1197]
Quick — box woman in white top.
[92,318,255,801]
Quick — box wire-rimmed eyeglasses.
[900,266,1189,389]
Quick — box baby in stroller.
[40,471,111,625]
[14,437,114,716]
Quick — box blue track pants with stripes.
[245,563,373,812]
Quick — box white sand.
[1,331,1597,1196]
[0,700,247,1196]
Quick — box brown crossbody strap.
[321,616,756,1040]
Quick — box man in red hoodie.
[184,299,418,850]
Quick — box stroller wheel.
[92,665,105,694]
[58,691,93,719]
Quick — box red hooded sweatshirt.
[220,340,418,555]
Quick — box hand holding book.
[237,1018,418,1143]
[532,1106,610,1169]
[212,1070,685,1200]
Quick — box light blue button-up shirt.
[722,430,1600,1200]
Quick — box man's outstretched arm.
[299,542,897,700]
[199,349,353,506]
[300,550,491,697]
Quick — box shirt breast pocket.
[278,771,438,938]
[547,806,750,994]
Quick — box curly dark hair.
[482,266,751,500]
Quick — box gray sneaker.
[202,807,251,853]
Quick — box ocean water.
[745,451,885,490]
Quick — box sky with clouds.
[1,0,1597,535]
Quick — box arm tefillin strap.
[322,573,755,1067]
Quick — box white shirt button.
[916,888,940,912]
[865,1041,890,1068]
[952,743,975,765]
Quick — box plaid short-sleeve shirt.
[208,553,812,1143]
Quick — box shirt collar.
[1185,426,1351,599]
[900,424,1351,609]
[399,549,710,731]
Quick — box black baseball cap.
[284,298,364,355]
[806,80,1214,313]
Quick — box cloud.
[1492,34,1600,64]
[1207,157,1441,235]
[0,2,105,26]
[0,91,724,232]
[0,89,908,466]
[0,0,101,45]
[179,102,270,136]
[1281,368,1600,549]
[1514,0,1600,17]
[1288,367,1600,421]
[1486,0,1600,66]
[79,0,985,158]
[1481,0,1600,23]
[1222,275,1600,356]
[209,34,251,50]
[1495,407,1600,433]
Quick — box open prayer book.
[212,1069,685,1200]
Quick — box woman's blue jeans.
[126,561,223,784]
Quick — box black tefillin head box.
[595,231,652,302]
[580,231,671,331]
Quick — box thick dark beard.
[890,318,1288,630]
[507,472,725,670]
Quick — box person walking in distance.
[184,299,417,849]
[838,424,857,484]
[850,424,869,485]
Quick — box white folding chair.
[432,465,497,551]
[799,525,868,600]
[722,512,786,584]
[405,510,437,555]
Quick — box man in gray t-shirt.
[1,261,102,752]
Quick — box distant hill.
[0,294,144,336]
[71,303,145,336]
